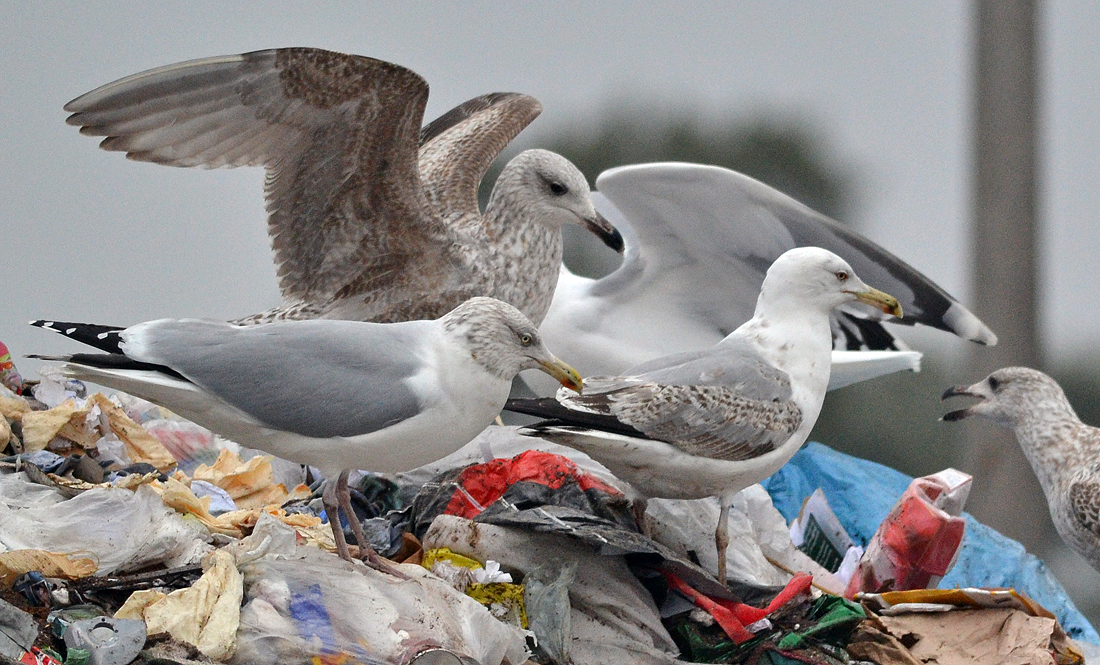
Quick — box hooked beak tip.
[539,358,584,395]
[853,287,902,318]
[585,213,625,254]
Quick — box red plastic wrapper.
[0,340,23,394]
[20,648,62,665]
[845,468,971,596]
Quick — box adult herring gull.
[508,247,902,582]
[532,162,995,393]
[32,297,583,567]
[64,48,622,325]
[943,367,1100,572]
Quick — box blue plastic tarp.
[760,441,1100,644]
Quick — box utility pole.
[963,0,1046,550]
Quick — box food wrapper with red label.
[845,468,971,596]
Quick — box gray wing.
[123,318,431,439]
[560,336,801,462]
[66,48,455,309]
[417,92,542,233]
[592,162,996,348]
[1070,479,1100,539]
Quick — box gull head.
[759,247,903,318]
[942,367,1070,428]
[443,296,583,393]
[500,149,624,252]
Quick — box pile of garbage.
[1,367,1097,664]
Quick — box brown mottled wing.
[558,337,803,462]
[1070,480,1100,538]
[417,93,542,231]
[66,48,450,308]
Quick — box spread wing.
[591,162,996,348]
[417,92,542,233]
[66,48,453,309]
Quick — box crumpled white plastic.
[0,471,210,574]
[233,544,529,665]
[424,514,682,665]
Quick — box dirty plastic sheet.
[424,514,682,665]
[234,547,528,665]
[646,489,843,594]
[0,471,209,575]
[761,442,1100,644]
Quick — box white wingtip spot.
[97,333,109,339]
[943,303,998,346]
[66,328,77,335]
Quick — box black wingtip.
[30,320,127,354]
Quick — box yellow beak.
[538,357,584,394]
[852,286,903,318]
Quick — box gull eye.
[548,181,568,196]
[835,270,849,282]
[518,333,533,346]
[988,376,1001,391]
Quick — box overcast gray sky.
[3,1,1099,373]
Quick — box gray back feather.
[126,318,429,438]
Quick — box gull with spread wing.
[65,48,622,326]
[508,247,902,583]
[530,162,993,395]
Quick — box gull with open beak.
[943,367,1100,572]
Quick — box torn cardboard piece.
[876,608,1077,665]
[857,588,1084,665]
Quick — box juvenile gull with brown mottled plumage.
[507,247,903,583]
[943,367,1100,572]
[64,48,622,325]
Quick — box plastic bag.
[761,442,1100,644]
[424,514,681,665]
[0,472,209,575]
[845,468,971,595]
[233,542,528,665]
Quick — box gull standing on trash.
[31,297,583,570]
[529,162,994,395]
[64,47,622,326]
[507,247,902,583]
[943,367,1100,572]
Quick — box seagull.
[530,162,994,394]
[64,47,622,326]
[942,367,1100,572]
[31,297,583,568]
[507,247,902,583]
